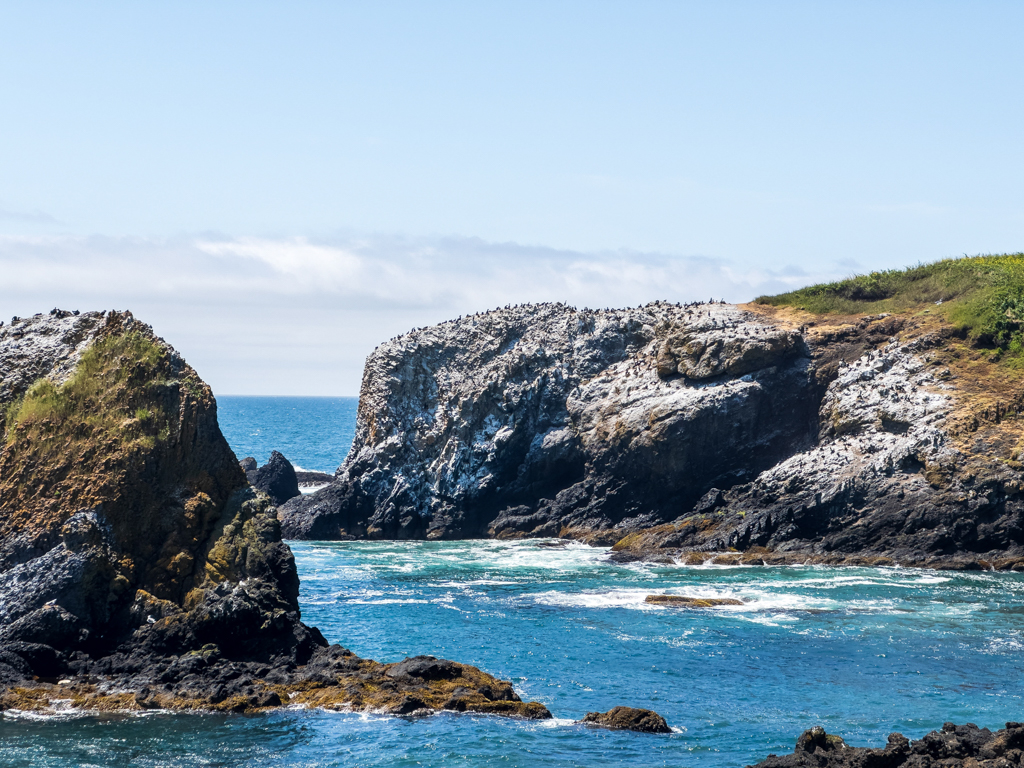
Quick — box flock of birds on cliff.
[374,299,734,351]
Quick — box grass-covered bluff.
[757,253,1024,360]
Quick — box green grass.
[756,254,1024,357]
[3,330,170,454]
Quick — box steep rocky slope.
[0,310,548,718]
[282,301,819,540]
[282,286,1024,568]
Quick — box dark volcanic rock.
[248,450,300,505]
[750,722,1024,767]
[281,302,818,541]
[0,310,550,719]
[239,456,257,472]
[580,706,672,734]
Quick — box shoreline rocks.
[750,722,1024,767]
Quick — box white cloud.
[0,233,842,394]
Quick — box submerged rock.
[644,595,744,607]
[0,310,549,719]
[750,722,1024,767]
[580,706,672,734]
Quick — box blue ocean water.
[216,395,358,473]
[4,398,1024,767]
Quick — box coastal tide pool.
[3,540,1024,767]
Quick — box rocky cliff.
[282,301,819,540]
[281,296,1024,569]
[0,310,549,718]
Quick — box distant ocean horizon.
[216,395,359,475]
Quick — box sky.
[2,1,1022,394]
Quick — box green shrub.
[756,254,1024,361]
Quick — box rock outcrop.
[0,310,549,718]
[282,302,817,541]
[246,450,301,505]
[580,706,672,734]
[281,301,1024,568]
[612,313,1024,569]
[750,722,1024,767]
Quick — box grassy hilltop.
[757,254,1024,362]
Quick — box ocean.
[2,397,1022,767]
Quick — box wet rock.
[644,595,744,607]
[580,706,672,734]
[749,722,1024,767]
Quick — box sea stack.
[0,309,550,718]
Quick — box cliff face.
[613,310,1024,569]
[0,309,317,677]
[281,302,820,541]
[0,310,549,719]
[281,301,1024,568]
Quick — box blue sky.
[2,2,1022,393]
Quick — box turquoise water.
[3,398,1024,767]
[215,395,358,473]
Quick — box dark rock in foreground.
[0,310,549,719]
[580,706,672,734]
[750,722,1024,767]
[246,450,300,505]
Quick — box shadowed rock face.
[750,722,1024,767]
[246,450,300,505]
[0,310,550,719]
[281,302,818,541]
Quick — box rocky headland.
[281,260,1024,569]
[0,309,549,719]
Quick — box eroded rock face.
[281,302,817,541]
[0,310,549,719]
[612,326,1024,568]
[750,722,1024,767]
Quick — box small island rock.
[581,706,672,734]
[248,450,301,505]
